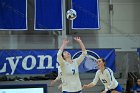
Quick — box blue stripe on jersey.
[106,68,112,81]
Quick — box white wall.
[72,34,140,51]
[112,0,140,34]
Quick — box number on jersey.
[102,79,107,83]
[72,69,75,75]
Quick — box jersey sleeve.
[92,70,100,85]
[74,50,87,65]
[55,75,61,81]
[57,50,65,67]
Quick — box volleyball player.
[83,58,123,93]
[57,37,87,93]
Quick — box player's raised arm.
[59,38,69,51]
[57,38,69,66]
[74,37,87,65]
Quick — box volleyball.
[66,9,77,20]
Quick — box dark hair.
[62,51,65,59]
[99,58,106,66]
[137,78,140,81]
[100,58,106,62]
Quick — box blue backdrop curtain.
[78,49,116,73]
[72,0,100,29]
[35,0,63,30]
[0,0,27,30]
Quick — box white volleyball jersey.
[57,50,87,92]
[92,67,118,90]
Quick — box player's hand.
[62,38,69,45]
[50,80,55,86]
[82,84,90,89]
[74,37,82,43]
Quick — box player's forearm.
[78,41,86,51]
[88,82,96,88]
[83,82,96,89]
[59,43,66,51]
[59,39,69,51]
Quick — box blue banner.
[77,49,116,73]
[0,49,115,75]
[72,0,100,29]
[35,0,63,30]
[0,0,27,30]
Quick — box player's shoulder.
[72,59,79,64]
[105,67,113,72]
[96,69,101,74]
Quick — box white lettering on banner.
[37,55,54,69]
[0,55,54,75]
[0,63,6,73]
[45,55,54,69]
[22,55,36,70]
[6,56,22,75]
